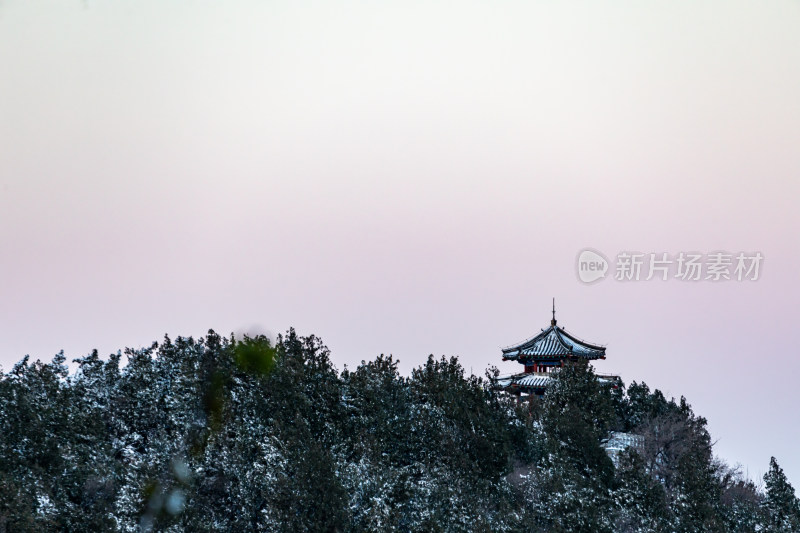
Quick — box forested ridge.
[0,329,797,532]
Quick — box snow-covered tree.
[762,456,800,532]
[0,329,790,532]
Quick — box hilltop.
[0,329,797,532]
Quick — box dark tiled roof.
[502,323,605,361]
[495,372,551,390]
[494,371,620,392]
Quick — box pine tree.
[0,328,787,532]
[614,449,671,532]
[535,362,617,533]
[762,457,800,532]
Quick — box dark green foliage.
[614,449,671,532]
[529,362,617,533]
[0,330,790,532]
[541,362,616,484]
[409,355,517,482]
[762,457,800,532]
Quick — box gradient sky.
[2,0,799,485]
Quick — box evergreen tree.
[614,449,671,532]
[0,328,789,532]
[762,457,800,532]
[534,362,616,533]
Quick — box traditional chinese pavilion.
[495,301,609,396]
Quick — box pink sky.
[1,0,799,485]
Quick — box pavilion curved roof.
[495,372,551,390]
[502,322,606,361]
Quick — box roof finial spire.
[551,298,557,326]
